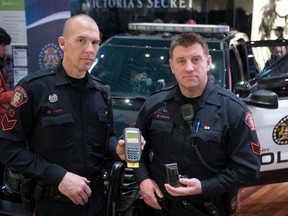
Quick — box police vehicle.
[1,23,288,216]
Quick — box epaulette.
[90,74,111,104]
[22,67,56,84]
[149,84,177,97]
[216,85,247,109]
[90,74,105,86]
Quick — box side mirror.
[233,81,251,98]
[243,89,278,109]
[234,81,278,109]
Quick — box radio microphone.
[180,104,194,124]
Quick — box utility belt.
[39,175,103,203]
[20,174,103,212]
[157,191,237,216]
[157,197,219,216]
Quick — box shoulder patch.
[10,86,28,108]
[244,112,256,131]
[251,140,261,155]
[1,114,17,131]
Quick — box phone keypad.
[127,146,140,161]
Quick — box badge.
[273,115,288,145]
[10,86,28,108]
[48,94,58,103]
[245,112,256,131]
[155,113,170,120]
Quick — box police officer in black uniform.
[133,32,261,216]
[0,14,126,216]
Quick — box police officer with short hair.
[0,14,126,216]
[133,32,261,216]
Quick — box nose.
[86,43,93,53]
[185,60,194,71]
[86,42,97,54]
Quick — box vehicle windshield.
[91,43,225,97]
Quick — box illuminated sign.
[86,0,194,9]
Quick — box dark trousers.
[154,202,211,216]
[154,198,232,216]
[35,184,105,216]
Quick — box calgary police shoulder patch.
[245,112,256,131]
[10,86,28,108]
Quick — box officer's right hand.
[139,178,163,210]
[58,172,91,205]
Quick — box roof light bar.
[128,22,230,34]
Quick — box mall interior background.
[70,0,253,41]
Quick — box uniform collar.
[202,81,222,107]
[53,61,96,89]
[163,81,222,108]
[53,62,69,86]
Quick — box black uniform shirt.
[134,81,261,200]
[0,62,117,186]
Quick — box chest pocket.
[150,119,173,134]
[41,114,74,127]
[193,127,225,164]
[40,114,74,149]
[150,119,175,153]
[193,127,222,143]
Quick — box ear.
[207,55,212,70]
[58,36,65,51]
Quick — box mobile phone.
[124,128,142,167]
[165,163,180,187]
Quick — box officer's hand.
[139,178,163,210]
[164,177,202,196]
[116,136,146,160]
[116,139,125,160]
[58,172,91,205]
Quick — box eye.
[177,59,185,64]
[92,40,100,46]
[192,57,201,63]
[77,38,85,44]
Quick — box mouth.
[82,58,93,63]
[183,75,196,79]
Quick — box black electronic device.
[165,163,180,187]
[180,104,194,123]
[124,128,142,168]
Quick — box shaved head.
[58,14,101,78]
[63,14,98,38]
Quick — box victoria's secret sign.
[86,0,194,9]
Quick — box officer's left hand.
[164,177,203,196]
[116,136,146,160]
